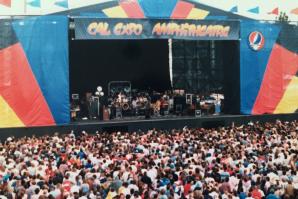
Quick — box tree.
[277,12,289,23]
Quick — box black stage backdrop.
[70,39,239,114]
[221,41,240,114]
[70,39,171,95]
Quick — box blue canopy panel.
[240,21,281,114]
[12,16,70,125]
[139,0,178,18]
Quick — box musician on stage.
[160,95,169,116]
[132,97,137,116]
[145,99,151,119]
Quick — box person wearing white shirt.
[128,181,139,192]
[147,166,158,182]
[229,175,239,191]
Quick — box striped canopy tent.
[0,0,297,128]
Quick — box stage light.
[97,86,102,92]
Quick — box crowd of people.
[0,120,298,199]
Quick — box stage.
[0,113,297,140]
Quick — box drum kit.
[114,95,151,110]
[113,93,131,111]
[136,96,149,109]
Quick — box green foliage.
[277,12,289,23]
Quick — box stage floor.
[71,114,226,125]
[0,113,298,140]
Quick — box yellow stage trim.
[0,95,25,128]
[274,76,298,113]
[187,8,209,20]
[103,6,128,18]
